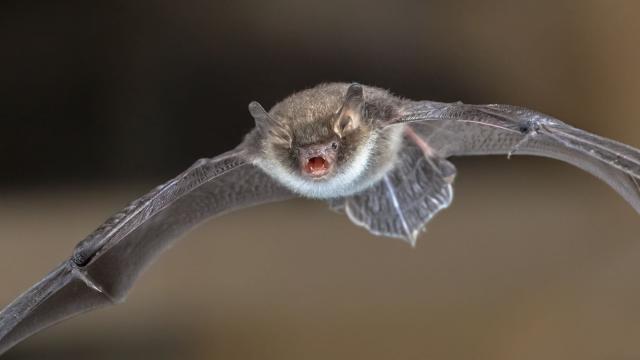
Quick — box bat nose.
[300,144,328,157]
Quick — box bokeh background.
[1,1,639,359]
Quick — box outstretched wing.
[389,101,640,213]
[0,148,293,355]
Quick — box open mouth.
[304,156,330,177]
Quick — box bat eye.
[331,142,339,150]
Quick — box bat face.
[259,103,378,199]
[292,121,353,179]
[249,83,393,199]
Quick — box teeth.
[305,156,328,174]
[309,157,326,171]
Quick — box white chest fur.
[254,126,405,199]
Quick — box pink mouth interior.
[305,156,328,174]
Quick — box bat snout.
[303,156,330,177]
[298,142,338,178]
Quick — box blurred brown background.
[1,0,639,359]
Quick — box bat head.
[293,83,370,179]
[248,83,379,198]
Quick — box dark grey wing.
[390,101,640,213]
[329,137,456,245]
[0,148,293,355]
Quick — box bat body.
[1,82,639,355]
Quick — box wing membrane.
[391,101,640,213]
[330,138,456,245]
[0,148,292,355]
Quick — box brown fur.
[244,82,407,197]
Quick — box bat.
[1,82,638,355]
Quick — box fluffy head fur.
[246,82,404,199]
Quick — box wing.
[329,136,456,245]
[0,148,293,355]
[389,101,640,213]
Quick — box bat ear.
[248,101,291,146]
[334,83,365,136]
[248,101,272,132]
[344,82,364,106]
